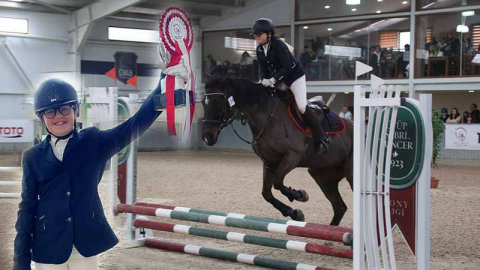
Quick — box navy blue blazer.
[13,84,162,270]
[257,36,304,87]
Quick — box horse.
[202,75,353,226]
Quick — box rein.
[203,84,291,145]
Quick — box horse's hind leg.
[308,167,348,226]
[262,163,305,221]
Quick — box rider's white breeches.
[290,75,307,114]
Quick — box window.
[108,27,158,43]
[380,31,400,50]
[473,25,480,47]
[0,17,28,34]
[417,0,480,10]
[416,12,480,78]
[296,0,410,21]
[202,27,291,82]
[297,17,410,81]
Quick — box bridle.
[202,87,283,145]
[202,92,237,131]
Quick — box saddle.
[280,90,345,135]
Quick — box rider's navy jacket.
[257,35,305,86]
[13,84,162,270]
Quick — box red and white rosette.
[159,7,195,142]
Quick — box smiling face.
[42,104,76,137]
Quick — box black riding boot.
[303,106,330,155]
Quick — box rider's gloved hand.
[261,78,275,87]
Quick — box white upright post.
[353,85,366,270]
[417,94,432,270]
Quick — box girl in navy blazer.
[252,18,330,154]
[13,78,162,270]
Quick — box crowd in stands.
[440,103,480,124]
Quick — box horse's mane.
[205,75,272,106]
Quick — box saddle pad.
[288,104,346,135]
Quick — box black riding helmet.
[34,78,79,139]
[250,18,275,36]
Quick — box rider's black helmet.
[250,18,275,36]
[34,78,78,119]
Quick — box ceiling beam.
[29,0,72,14]
[71,0,146,51]
[123,6,221,16]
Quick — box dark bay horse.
[202,75,353,226]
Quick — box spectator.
[339,106,352,120]
[466,114,474,124]
[33,134,41,145]
[463,111,471,123]
[204,54,216,78]
[469,103,480,123]
[300,45,315,69]
[240,51,253,65]
[370,46,381,76]
[439,108,449,123]
[446,108,462,123]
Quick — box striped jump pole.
[0,192,20,198]
[135,219,353,259]
[117,204,353,245]
[0,181,21,186]
[144,238,335,270]
[136,202,352,234]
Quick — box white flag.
[371,74,385,90]
[355,61,373,78]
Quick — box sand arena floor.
[0,150,479,270]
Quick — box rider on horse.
[251,18,330,154]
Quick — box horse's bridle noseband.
[202,92,237,130]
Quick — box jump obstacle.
[112,80,431,269]
[134,202,353,234]
[117,204,353,245]
[133,218,353,259]
[0,179,21,198]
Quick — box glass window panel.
[415,12,480,78]
[417,0,480,11]
[202,27,290,82]
[296,0,410,21]
[0,17,28,34]
[297,17,410,81]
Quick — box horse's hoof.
[298,190,309,202]
[292,209,305,221]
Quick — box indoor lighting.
[345,92,350,94]
[346,0,360,5]
[456,25,469,33]
[352,8,357,11]
[402,1,408,4]
[303,26,309,29]
[469,90,475,93]
[377,0,383,2]
[404,91,409,94]
[8,0,24,2]
[325,5,330,9]
[462,11,475,17]
[376,10,382,13]
[327,28,333,31]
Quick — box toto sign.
[0,120,34,143]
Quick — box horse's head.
[202,74,236,146]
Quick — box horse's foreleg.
[271,154,309,203]
[262,164,305,221]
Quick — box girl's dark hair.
[450,108,460,119]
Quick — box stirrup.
[315,139,330,155]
